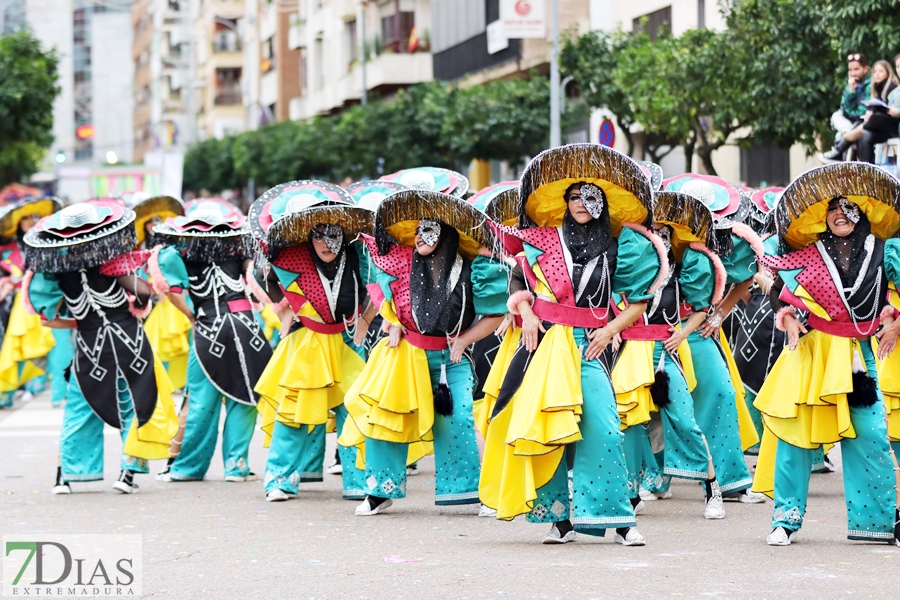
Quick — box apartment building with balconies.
[287,0,433,120]
[133,0,193,162]
[194,0,247,138]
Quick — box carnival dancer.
[248,181,375,501]
[342,188,507,516]
[613,190,729,519]
[0,195,61,407]
[479,143,669,545]
[151,199,272,482]
[465,182,521,438]
[23,199,178,494]
[662,175,765,503]
[752,163,900,546]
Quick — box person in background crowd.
[819,53,872,163]
[856,60,900,164]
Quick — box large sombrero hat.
[380,167,469,198]
[468,181,518,226]
[518,143,653,232]
[776,163,900,250]
[153,198,252,262]
[748,187,783,231]
[24,199,136,273]
[663,174,743,229]
[346,180,407,211]
[375,190,493,260]
[0,183,42,203]
[250,180,373,258]
[127,195,184,247]
[637,161,664,191]
[0,196,61,241]
[653,191,717,259]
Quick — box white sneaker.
[224,472,258,482]
[478,504,497,518]
[326,461,343,475]
[156,468,172,482]
[542,523,576,544]
[632,499,645,515]
[639,487,658,501]
[406,464,418,476]
[738,490,766,504]
[766,527,797,546]
[704,479,725,520]
[51,483,71,495]
[266,489,290,502]
[614,527,646,546]
[20,391,34,403]
[355,497,393,516]
[658,490,673,499]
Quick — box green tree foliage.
[182,77,549,194]
[560,0,847,174]
[0,31,60,186]
[828,0,900,64]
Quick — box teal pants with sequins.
[59,373,148,481]
[364,349,481,506]
[772,341,896,540]
[526,328,637,536]
[167,348,257,480]
[264,333,367,499]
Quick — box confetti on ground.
[383,555,423,563]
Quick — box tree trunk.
[683,137,696,174]
[697,146,718,176]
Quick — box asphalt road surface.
[1,393,897,599]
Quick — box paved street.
[1,393,897,599]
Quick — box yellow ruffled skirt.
[0,292,56,393]
[752,330,863,496]
[719,334,761,451]
[478,325,584,520]
[144,296,192,389]
[473,328,521,438]
[876,342,900,442]
[613,339,657,428]
[123,355,179,460]
[256,327,365,447]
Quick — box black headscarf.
[818,198,873,288]
[411,221,460,334]
[561,182,615,293]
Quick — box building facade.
[133,0,193,163]
[287,0,433,120]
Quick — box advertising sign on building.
[500,0,546,38]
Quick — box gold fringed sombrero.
[518,143,653,232]
[376,190,494,260]
[653,191,716,260]
[0,196,61,241]
[776,163,900,250]
[130,195,184,247]
[250,180,374,258]
[468,181,519,226]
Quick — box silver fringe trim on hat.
[776,163,900,248]
[518,143,654,228]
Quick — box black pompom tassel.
[847,349,878,408]
[434,363,454,417]
[650,370,671,407]
[848,371,878,407]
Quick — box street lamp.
[55,151,67,164]
[106,151,119,164]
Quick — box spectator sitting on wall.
[818,53,872,163]
[856,60,900,164]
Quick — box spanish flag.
[407,26,419,53]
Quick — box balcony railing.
[214,86,241,105]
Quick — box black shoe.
[52,467,71,495]
[112,470,138,494]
